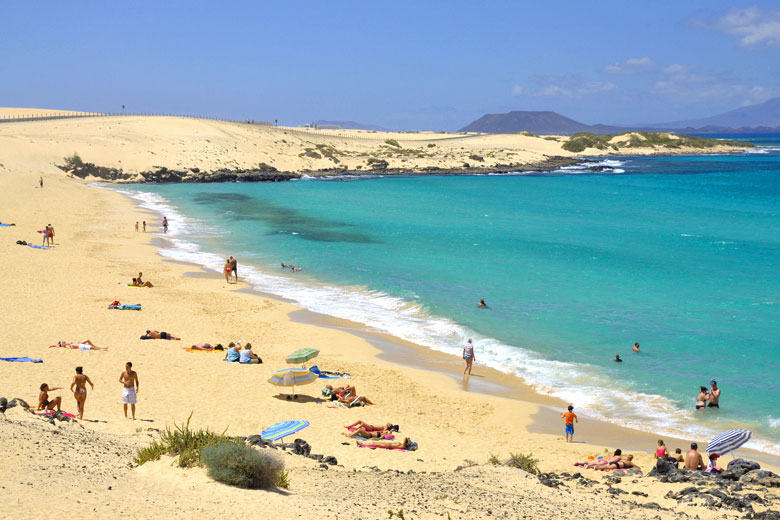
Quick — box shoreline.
[120,185,780,466]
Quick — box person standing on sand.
[561,405,578,442]
[119,362,139,419]
[135,221,139,232]
[39,176,43,188]
[463,338,475,375]
[70,366,94,420]
[708,380,720,408]
[223,258,232,283]
[229,256,238,282]
[162,216,168,233]
[633,342,640,352]
[142,221,146,232]
[48,224,55,245]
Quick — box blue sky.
[1,1,779,129]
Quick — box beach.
[1,113,778,519]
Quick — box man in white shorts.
[119,361,139,419]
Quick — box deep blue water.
[122,134,780,454]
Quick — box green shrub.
[517,130,536,137]
[201,442,285,489]
[384,138,401,148]
[505,452,540,474]
[135,413,239,468]
[63,153,84,169]
[487,453,501,465]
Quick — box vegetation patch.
[135,413,240,468]
[517,130,536,137]
[63,153,84,169]
[384,139,401,148]
[563,131,752,153]
[468,154,484,162]
[505,452,540,475]
[201,442,287,489]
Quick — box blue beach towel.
[309,366,340,379]
[0,223,13,227]
[109,304,142,310]
[27,244,50,250]
[0,357,43,363]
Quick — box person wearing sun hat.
[705,452,722,473]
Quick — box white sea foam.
[769,416,780,428]
[110,186,780,456]
[556,158,628,175]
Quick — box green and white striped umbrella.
[268,368,318,387]
[285,348,319,365]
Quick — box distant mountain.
[458,111,625,135]
[314,120,389,131]
[459,99,780,136]
[647,96,780,130]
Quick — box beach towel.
[358,442,416,451]
[0,223,14,227]
[183,347,218,352]
[309,365,342,379]
[108,303,142,310]
[0,357,43,363]
[33,410,77,418]
[27,244,50,250]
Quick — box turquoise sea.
[119,134,780,455]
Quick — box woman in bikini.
[70,366,94,420]
[575,449,622,469]
[224,259,232,283]
[356,437,418,450]
[596,454,640,471]
[654,439,669,459]
[345,421,398,432]
[38,383,64,411]
[696,386,709,410]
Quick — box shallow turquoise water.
[123,135,780,454]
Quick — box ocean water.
[118,134,780,455]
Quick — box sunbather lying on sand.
[343,425,398,439]
[52,340,109,351]
[595,454,640,471]
[575,449,622,469]
[357,437,417,450]
[346,421,399,432]
[339,394,374,406]
[130,277,153,288]
[189,343,214,351]
[140,330,180,340]
[326,384,356,396]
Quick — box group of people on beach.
[343,420,417,450]
[37,363,139,420]
[281,263,302,272]
[130,271,154,287]
[323,384,375,406]
[223,341,262,363]
[41,223,55,246]
[224,256,238,282]
[134,217,167,233]
[654,438,722,473]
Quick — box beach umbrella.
[285,348,319,365]
[261,420,310,442]
[268,367,317,398]
[707,429,752,457]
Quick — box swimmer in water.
[633,342,640,352]
[478,299,487,308]
[291,267,302,272]
[614,354,622,363]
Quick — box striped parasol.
[286,348,319,365]
[268,368,317,398]
[261,420,310,442]
[707,429,752,457]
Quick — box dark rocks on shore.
[722,459,762,480]
[7,398,30,410]
[741,469,780,487]
[0,397,7,413]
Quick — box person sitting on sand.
[356,437,417,450]
[575,449,622,469]
[705,453,722,474]
[38,383,63,411]
[672,448,684,463]
[595,454,640,471]
[224,342,241,362]
[654,439,669,459]
[136,272,153,288]
[696,386,708,410]
[140,330,180,340]
[339,394,374,406]
[346,420,398,432]
[239,342,262,364]
[131,277,154,288]
[53,340,109,351]
[684,442,705,470]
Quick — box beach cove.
[1,114,779,520]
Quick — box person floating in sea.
[70,366,94,420]
[614,354,622,363]
[632,342,640,352]
[162,216,168,233]
[708,380,720,408]
[119,362,139,420]
[696,386,708,410]
[463,338,475,375]
[561,405,578,443]
[38,383,63,411]
[478,298,487,308]
[281,263,293,268]
[291,267,302,272]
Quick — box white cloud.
[515,75,616,99]
[603,56,657,74]
[694,6,780,47]
[652,62,780,103]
